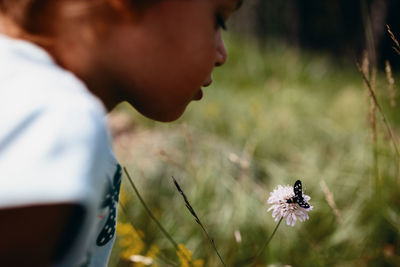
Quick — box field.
[108,35,400,267]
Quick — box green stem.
[250,217,283,266]
[123,167,179,250]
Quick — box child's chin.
[142,107,187,123]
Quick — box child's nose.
[215,31,227,67]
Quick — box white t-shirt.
[0,34,120,267]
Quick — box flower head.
[267,183,313,226]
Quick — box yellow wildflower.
[117,222,145,260]
[118,187,131,206]
[177,244,204,267]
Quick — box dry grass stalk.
[368,65,379,186]
[361,50,370,80]
[362,51,372,111]
[182,123,198,179]
[360,52,377,142]
[386,24,400,56]
[385,60,396,107]
[356,60,400,158]
[183,123,195,162]
[320,180,343,224]
[159,149,186,171]
[370,67,377,142]
[361,0,377,66]
[172,176,227,267]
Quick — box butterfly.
[286,180,310,209]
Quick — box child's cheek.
[187,41,218,84]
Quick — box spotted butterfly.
[96,164,122,246]
[286,180,310,209]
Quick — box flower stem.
[250,217,283,266]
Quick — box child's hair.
[0,0,160,44]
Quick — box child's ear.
[107,0,137,20]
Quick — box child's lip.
[193,89,203,101]
[193,78,211,101]
[202,78,213,87]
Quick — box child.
[0,0,240,267]
[0,0,242,266]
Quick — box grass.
[108,34,400,266]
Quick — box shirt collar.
[0,33,55,66]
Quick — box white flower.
[129,255,153,265]
[267,184,313,227]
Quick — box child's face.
[95,0,241,121]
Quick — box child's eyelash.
[216,14,227,30]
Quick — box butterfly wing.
[293,180,303,198]
[297,199,310,209]
[293,180,310,209]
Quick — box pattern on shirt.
[96,164,122,246]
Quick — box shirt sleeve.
[0,99,110,210]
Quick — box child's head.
[0,0,242,121]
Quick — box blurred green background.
[108,1,400,266]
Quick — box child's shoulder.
[0,34,105,117]
[0,34,108,152]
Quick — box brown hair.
[0,0,159,45]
